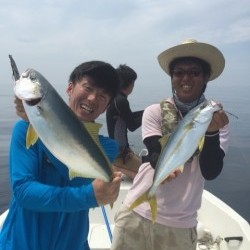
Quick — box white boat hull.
[1,181,249,250]
[88,182,250,250]
[196,190,250,250]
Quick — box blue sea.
[1,83,250,223]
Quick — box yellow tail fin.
[198,136,205,151]
[26,125,38,149]
[129,191,158,223]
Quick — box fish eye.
[29,71,37,82]
[30,77,37,82]
[26,98,42,106]
[199,103,206,110]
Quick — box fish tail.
[129,191,158,222]
[26,124,38,149]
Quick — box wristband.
[205,131,219,137]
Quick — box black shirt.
[106,92,143,149]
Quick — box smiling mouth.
[181,84,192,91]
[80,104,93,114]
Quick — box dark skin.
[171,62,228,132]
[112,61,229,182]
[156,61,229,183]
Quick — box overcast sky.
[1,0,250,105]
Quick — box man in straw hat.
[111,39,229,250]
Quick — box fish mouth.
[25,97,42,106]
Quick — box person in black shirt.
[106,64,143,179]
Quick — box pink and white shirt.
[124,99,230,228]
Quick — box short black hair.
[169,57,211,78]
[69,61,119,100]
[116,64,137,89]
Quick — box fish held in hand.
[129,100,221,222]
[15,68,113,182]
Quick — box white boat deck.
[1,179,249,250]
[88,180,250,250]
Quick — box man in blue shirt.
[0,61,122,250]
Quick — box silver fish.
[129,100,221,222]
[14,68,113,182]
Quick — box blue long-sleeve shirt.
[0,120,118,250]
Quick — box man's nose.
[182,72,192,80]
[88,91,98,101]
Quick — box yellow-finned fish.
[13,67,113,182]
[129,100,221,222]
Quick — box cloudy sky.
[1,1,249,218]
[1,0,250,105]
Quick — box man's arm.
[116,96,143,131]
[199,110,229,180]
[142,135,161,169]
[199,133,225,180]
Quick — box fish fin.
[68,170,77,180]
[149,196,157,223]
[129,192,158,223]
[158,135,169,149]
[110,202,114,209]
[184,122,194,131]
[26,125,38,149]
[178,165,185,173]
[129,192,149,211]
[69,169,86,179]
[68,169,89,180]
[68,169,98,180]
[198,136,205,151]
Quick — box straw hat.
[157,39,225,81]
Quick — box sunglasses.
[172,69,202,78]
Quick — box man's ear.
[66,82,73,96]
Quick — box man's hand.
[93,171,122,206]
[161,169,182,184]
[207,109,229,133]
[113,165,137,180]
[14,96,29,121]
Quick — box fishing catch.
[12,66,113,182]
[129,100,221,222]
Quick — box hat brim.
[157,42,225,81]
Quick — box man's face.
[171,62,209,103]
[66,76,111,122]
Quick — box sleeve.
[142,104,162,140]
[99,135,119,163]
[141,104,163,169]
[10,121,98,212]
[199,124,230,180]
[115,95,143,132]
[143,135,162,169]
